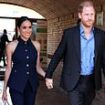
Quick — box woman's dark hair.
[17,16,32,28]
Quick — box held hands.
[45,78,53,89]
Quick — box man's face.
[78,6,95,28]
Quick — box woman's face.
[18,20,32,40]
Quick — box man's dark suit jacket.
[46,25,105,92]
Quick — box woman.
[2,16,45,105]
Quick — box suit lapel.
[73,25,81,62]
[73,26,100,64]
[94,28,100,63]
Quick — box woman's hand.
[2,90,7,102]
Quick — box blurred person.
[45,1,105,105]
[2,16,45,105]
[0,29,10,66]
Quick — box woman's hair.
[17,16,32,28]
[78,1,95,13]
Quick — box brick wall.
[47,14,77,84]
[35,20,47,68]
[47,14,77,56]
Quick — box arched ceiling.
[0,0,105,19]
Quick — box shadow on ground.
[36,80,105,105]
[36,80,69,105]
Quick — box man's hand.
[45,78,53,89]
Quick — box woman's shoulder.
[31,40,40,50]
[32,40,40,45]
[7,40,18,47]
[6,40,18,53]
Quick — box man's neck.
[81,24,93,39]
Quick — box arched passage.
[0,1,105,105]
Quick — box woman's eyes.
[22,26,32,29]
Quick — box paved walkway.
[0,65,105,105]
[36,80,69,105]
[36,80,105,105]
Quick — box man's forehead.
[82,6,95,12]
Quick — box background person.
[0,29,10,67]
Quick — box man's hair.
[78,1,95,13]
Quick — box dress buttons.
[26,56,29,59]
[14,70,17,72]
[24,42,27,44]
[26,64,29,67]
[25,49,28,52]
[26,72,30,75]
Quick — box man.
[45,1,105,105]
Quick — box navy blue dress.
[8,37,39,105]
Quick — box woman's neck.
[20,36,29,41]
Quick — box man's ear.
[78,13,81,19]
